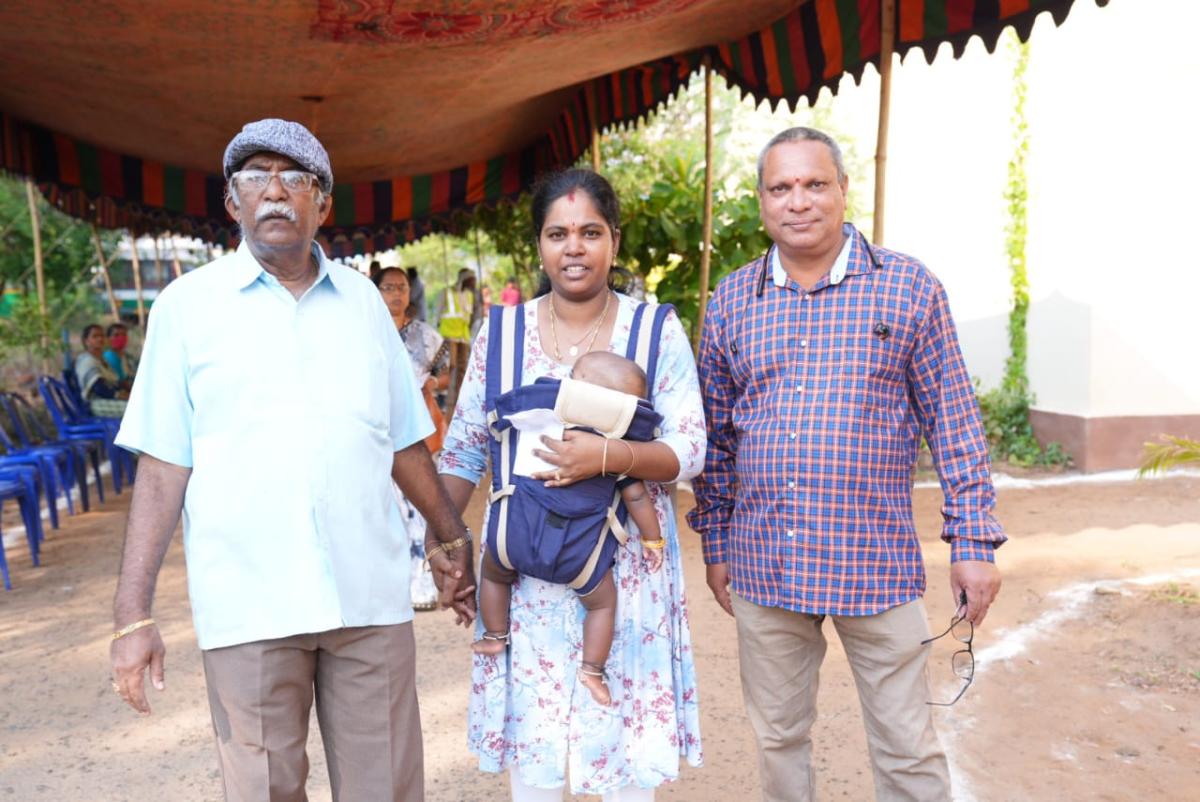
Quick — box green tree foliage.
[0,174,114,360]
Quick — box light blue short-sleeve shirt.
[116,242,433,650]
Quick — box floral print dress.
[439,292,706,794]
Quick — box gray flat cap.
[223,119,333,193]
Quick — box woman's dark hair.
[106,322,127,337]
[530,168,631,297]
[80,323,102,347]
[371,266,407,288]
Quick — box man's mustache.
[256,202,297,222]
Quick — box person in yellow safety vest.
[438,268,477,344]
[439,268,480,411]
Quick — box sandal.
[471,630,509,656]
[578,660,612,706]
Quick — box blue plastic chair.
[0,405,78,521]
[0,466,44,564]
[0,445,64,531]
[51,374,133,486]
[1,391,97,511]
[38,376,132,495]
[0,478,30,590]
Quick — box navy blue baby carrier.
[484,301,673,595]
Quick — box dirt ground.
[1,474,1198,801]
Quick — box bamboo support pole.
[873,0,896,245]
[472,227,485,287]
[585,82,601,172]
[169,233,184,278]
[91,225,121,321]
[128,233,147,327]
[24,180,46,318]
[152,235,165,287]
[24,179,49,369]
[696,59,715,350]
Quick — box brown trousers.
[732,595,951,802]
[201,623,423,802]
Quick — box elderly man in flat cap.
[108,119,476,801]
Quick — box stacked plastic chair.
[2,390,102,508]
[0,469,44,590]
[0,422,75,529]
[37,376,134,494]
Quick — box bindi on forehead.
[566,189,577,202]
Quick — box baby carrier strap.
[626,301,673,402]
[485,305,524,571]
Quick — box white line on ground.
[943,567,1200,801]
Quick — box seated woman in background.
[374,266,450,610]
[102,322,137,390]
[75,323,128,418]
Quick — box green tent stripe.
[411,174,432,217]
[770,19,799,96]
[484,156,504,199]
[924,0,948,38]
[163,165,185,212]
[728,33,746,80]
[835,0,862,65]
[77,142,100,195]
[332,184,355,227]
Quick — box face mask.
[110,334,128,350]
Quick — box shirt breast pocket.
[837,343,907,422]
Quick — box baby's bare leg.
[621,481,664,571]
[578,570,617,704]
[474,551,517,656]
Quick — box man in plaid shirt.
[689,127,1005,801]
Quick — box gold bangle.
[619,440,636,477]
[601,438,610,476]
[641,538,665,551]
[425,530,473,566]
[112,618,155,641]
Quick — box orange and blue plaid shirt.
[688,226,1005,616]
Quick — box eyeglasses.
[231,169,319,194]
[921,598,974,707]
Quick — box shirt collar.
[771,223,857,288]
[229,240,337,293]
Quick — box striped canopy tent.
[1,0,1098,257]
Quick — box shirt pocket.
[837,343,908,423]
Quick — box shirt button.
[786,529,795,538]
[799,339,808,348]
[789,432,797,440]
[802,293,810,301]
[788,481,796,489]
[795,384,803,392]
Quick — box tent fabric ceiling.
[0,0,1096,255]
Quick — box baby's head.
[571,352,647,399]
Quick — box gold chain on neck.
[548,291,610,361]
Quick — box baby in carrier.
[473,350,665,706]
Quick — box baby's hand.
[641,538,664,572]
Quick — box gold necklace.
[548,291,610,361]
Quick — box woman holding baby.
[437,169,706,800]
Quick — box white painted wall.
[1024,0,1200,417]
